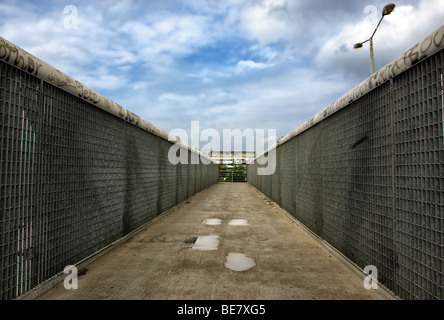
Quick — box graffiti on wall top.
[0,36,214,159]
[1,38,117,114]
[0,36,171,137]
[0,36,212,162]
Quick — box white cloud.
[315,0,444,78]
[240,0,291,45]
[2,0,441,151]
[0,2,132,87]
[237,60,267,70]
[185,59,274,84]
[77,73,128,91]
[151,64,349,142]
[120,14,215,70]
[158,92,197,105]
[233,59,276,77]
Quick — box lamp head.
[353,42,364,50]
[382,3,396,16]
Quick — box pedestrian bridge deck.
[35,183,387,300]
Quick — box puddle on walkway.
[228,219,249,226]
[203,218,222,225]
[191,235,220,251]
[224,253,255,271]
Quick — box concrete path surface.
[35,183,386,300]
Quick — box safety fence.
[0,37,219,299]
[218,169,247,183]
[248,26,444,300]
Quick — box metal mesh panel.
[262,160,272,200]
[392,52,444,299]
[248,49,444,300]
[271,147,281,205]
[157,138,177,214]
[187,158,196,199]
[122,123,159,233]
[196,161,202,193]
[176,156,189,205]
[321,83,395,292]
[295,125,323,236]
[37,82,127,284]
[0,62,40,299]
[0,59,219,299]
[279,141,295,215]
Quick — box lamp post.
[353,3,395,74]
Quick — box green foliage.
[219,161,246,182]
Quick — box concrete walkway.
[36,183,385,300]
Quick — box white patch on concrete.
[203,218,222,225]
[224,253,256,271]
[228,219,249,226]
[192,235,220,251]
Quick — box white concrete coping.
[0,36,215,164]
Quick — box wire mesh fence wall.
[248,47,443,299]
[0,59,219,299]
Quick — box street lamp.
[353,3,395,74]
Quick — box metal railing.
[248,26,444,300]
[218,169,247,182]
[0,37,219,299]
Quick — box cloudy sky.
[1,0,443,150]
